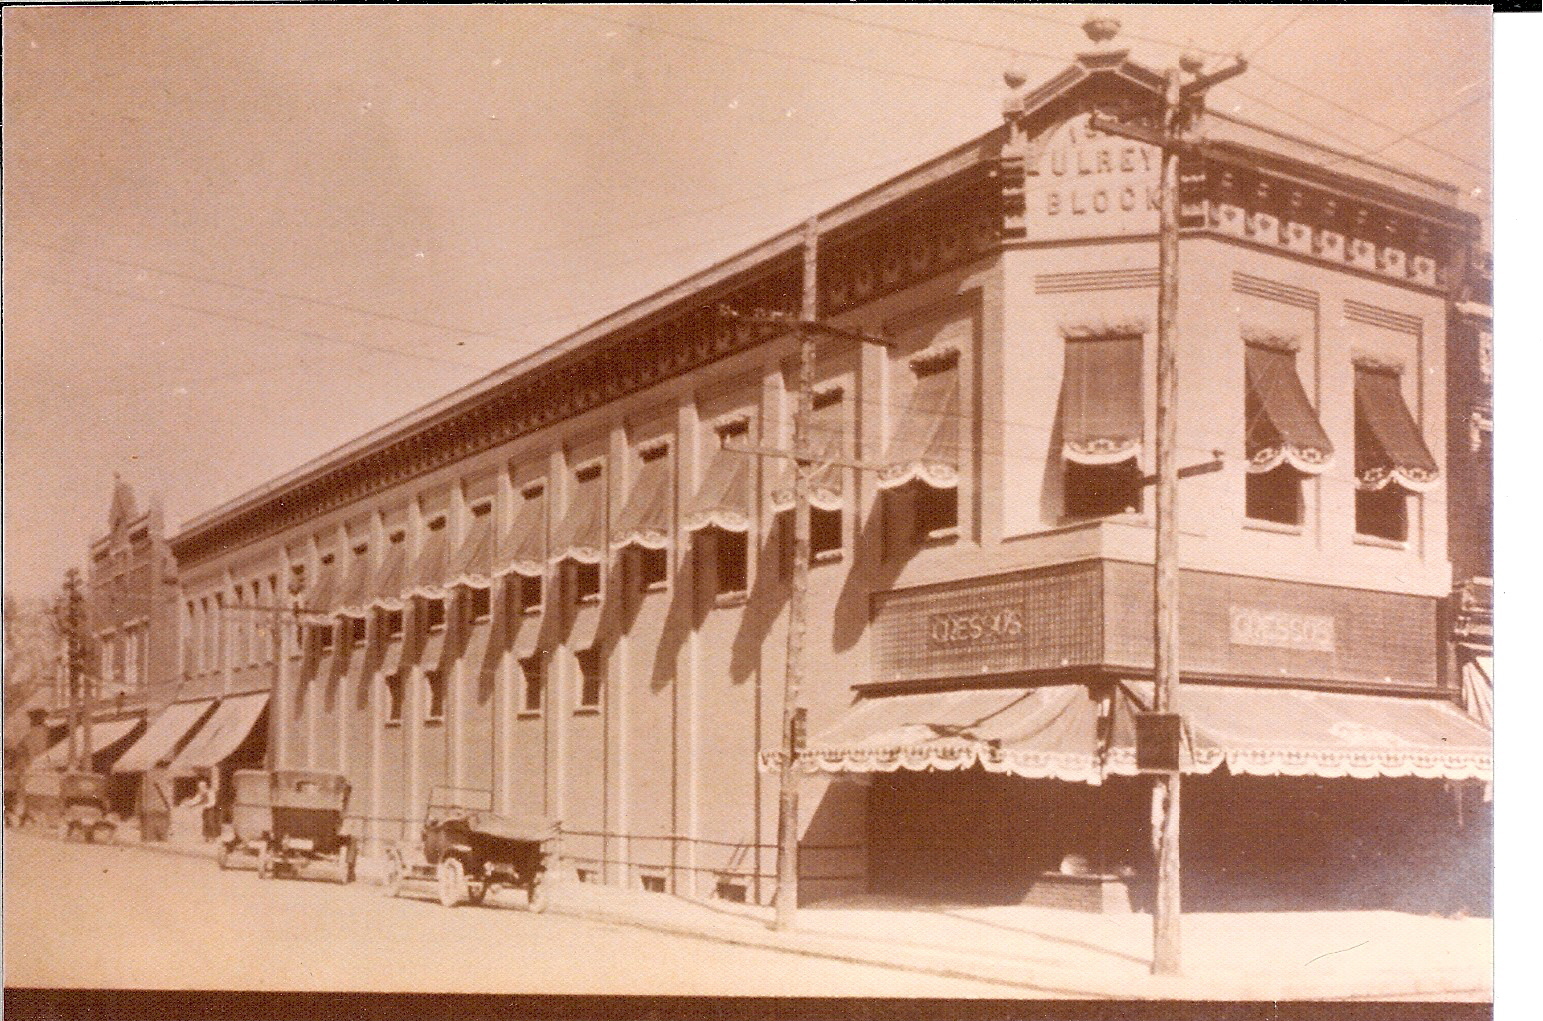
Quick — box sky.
[2,4,1497,600]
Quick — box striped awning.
[445,510,495,590]
[551,469,607,565]
[34,717,145,771]
[769,393,844,513]
[878,347,960,489]
[112,699,216,773]
[1061,333,1142,466]
[498,492,547,578]
[1109,682,1491,782]
[406,522,451,599]
[334,545,374,618]
[684,439,752,533]
[370,536,410,610]
[169,692,269,771]
[302,558,338,615]
[612,451,672,550]
[1354,360,1440,492]
[1244,339,1333,475]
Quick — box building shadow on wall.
[729,525,792,687]
[831,498,907,655]
[651,542,708,694]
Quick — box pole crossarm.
[722,440,886,474]
[1180,57,1248,99]
[1141,451,1225,487]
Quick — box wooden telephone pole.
[1091,45,1245,977]
[60,568,89,771]
[719,218,892,931]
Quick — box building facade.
[164,33,1491,911]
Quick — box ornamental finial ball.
[1179,51,1205,75]
[1003,58,1027,89]
[1082,15,1121,45]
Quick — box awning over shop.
[769,393,844,513]
[498,492,547,578]
[1110,682,1491,782]
[1354,360,1440,492]
[4,688,53,750]
[550,469,607,564]
[334,545,374,618]
[612,450,672,550]
[168,691,269,771]
[1060,332,1142,466]
[445,510,495,590]
[780,685,1110,784]
[877,347,960,489]
[684,429,753,533]
[1244,337,1334,474]
[404,521,451,600]
[1461,656,1493,728]
[369,536,410,610]
[112,699,216,773]
[33,717,144,771]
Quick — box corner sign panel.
[1021,113,1161,243]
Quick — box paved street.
[3,828,1015,996]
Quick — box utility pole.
[61,569,88,771]
[718,218,893,931]
[1091,41,1245,978]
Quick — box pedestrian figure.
[139,760,173,843]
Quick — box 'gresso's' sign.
[927,603,1025,648]
[1228,607,1336,653]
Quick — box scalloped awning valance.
[684,438,752,533]
[549,469,607,565]
[1061,333,1142,466]
[1354,362,1440,493]
[612,451,672,550]
[877,352,960,490]
[1244,342,1334,475]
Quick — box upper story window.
[614,441,672,592]
[383,673,405,725]
[772,385,846,563]
[551,461,606,601]
[683,414,754,600]
[1059,330,1144,519]
[520,654,545,714]
[423,669,446,723]
[577,648,604,710]
[349,615,368,646]
[1242,333,1334,527]
[382,608,405,641]
[421,597,447,631]
[1352,356,1440,543]
[467,585,492,622]
[879,346,961,544]
[503,482,547,602]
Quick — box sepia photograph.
[3,4,1503,1017]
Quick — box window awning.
[769,399,844,513]
[370,538,410,610]
[303,561,338,615]
[1244,340,1333,475]
[1109,682,1491,782]
[878,348,960,489]
[445,513,495,590]
[1461,656,1493,728]
[1354,362,1440,492]
[612,453,672,550]
[683,441,752,532]
[1060,333,1142,466]
[775,685,1111,784]
[550,471,607,564]
[112,699,217,773]
[497,494,546,578]
[334,548,374,618]
[169,692,269,771]
[402,524,450,600]
[34,717,144,771]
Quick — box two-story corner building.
[163,28,1490,913]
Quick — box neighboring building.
[1446,251,1492,727]
[165,25,1490,911]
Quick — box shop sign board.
[1227,607,1336,653]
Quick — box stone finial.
[1082,15,1121,46]
[1003,58,1028,90]
[1179,51,1205,75]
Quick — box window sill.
[521,606,544,617]
[573,705,602,717]
[714,591,749,609]
[642,581,670,594]
[576,595,602,606]
[917,527,960,546]
[423,717,445,726]
[385,719,403,728]
[426,625,447,634]
[469,616,491,627]
[1354,533,1408,550]
[811,548,844,565]
[1243,518,1304,535]
[517,709,543,720]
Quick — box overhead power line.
[767,3,1058,60]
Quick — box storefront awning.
[550,470,607,564]
[1110,682,1491,782]
[612,451,672,550]
[405,522,452,599]
[684,439,752,533]
[1244,339,1333,475]
[34,717,144,771]
[334,546,374,618]
[769,396,844,513]
[498,493,546,578]
[369,537,410,610]
[112,699,217,773]
[169,692,270,771]
[878,347,960,489]
[1354,360,1440,492]
[778,685,1110,784]
[4,688,53,750]
[445,511,495,590]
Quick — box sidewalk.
[116,830,1491,1001]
